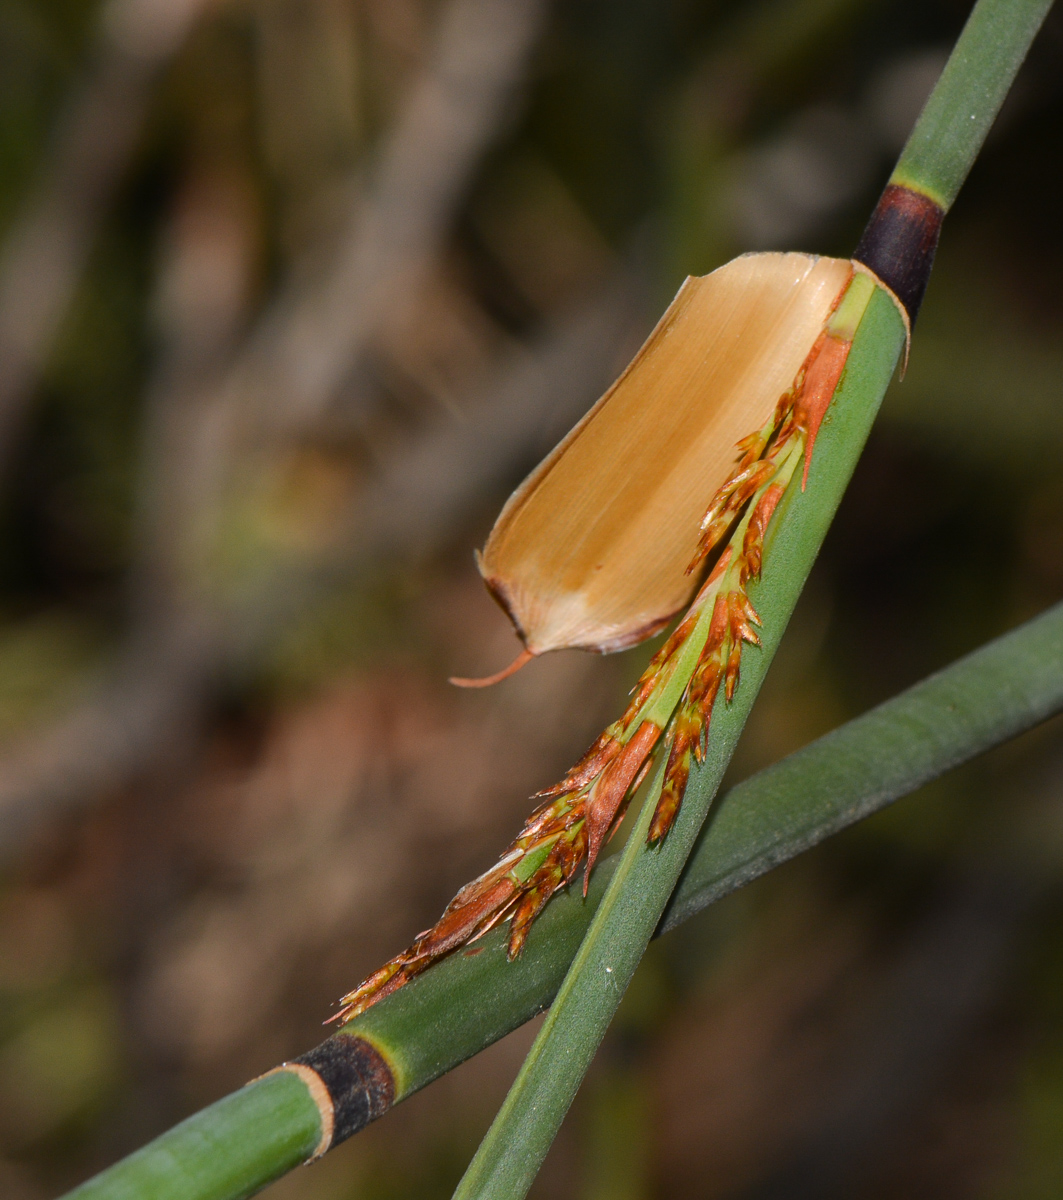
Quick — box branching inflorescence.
[333,262,880,1023]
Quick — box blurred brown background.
[1,0,1063,1196]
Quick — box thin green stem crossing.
[66,600,1063,1199]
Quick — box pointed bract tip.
[449,646,534,688]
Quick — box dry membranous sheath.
[334,243,911,1023]
[472,253,852,661]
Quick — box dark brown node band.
[853,184,944,326]
[292,1032,396,1150]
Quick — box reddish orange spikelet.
[533,728,623,801]
[584,720,661,890]
[795,332,851,487]
[330,874,521,1022]
[741,483,785,582]
[688,459,776,576]
[650,716,695,843]
[508,834,583,957]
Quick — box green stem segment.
[66,599,1063,1200]
[892,0,1054,211]
[66,1071,322,1200]
[855,0,1052,325]
[455,1,1053,1195]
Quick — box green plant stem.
[65,600,1063,1200]
[892,0,1053,209]
[66,1071,321,1200]
[453,1,1053,1194]
[453,274,907,1200]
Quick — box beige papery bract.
[477,252,853,658]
